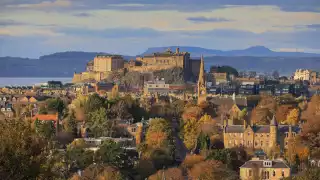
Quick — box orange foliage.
[146,131,168,149]
[149,168,184,180]
[296,145,310,161]
[182,106,203,121]
[188,160,223,180]
[181,154,205,169]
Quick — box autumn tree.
[145,118,172,150]
[86,107,112,137]
[181,154,205,169]
[188,160,238,180]
[276,105,294,124]
[286,108,300,125]
[71,164,126,180]
[0,119,48,179]
[149,167,184,180]
[183,118,200,151]
[182,105,203,122]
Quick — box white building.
[294,69,311,81]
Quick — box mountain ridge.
[142,46,320,57]
[1,46,320,77]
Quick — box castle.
[129,48,201,81]
[72,48,202,83]
[73,55,124,83]
[223,115,300,152]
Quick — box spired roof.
[240,160,289,169]
[270,115,277,126]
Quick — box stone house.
[240,158,290,180]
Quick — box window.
[273,170,276,176]
[261,134,263,137]
[131,127,136,132]
[261,141,263,146]
[255,141,258,146]
[249,170,252,176]
[282,170,285,177]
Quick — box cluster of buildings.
[293,69,320,83]
[73,48,201,83]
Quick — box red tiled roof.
[32,113,58,121]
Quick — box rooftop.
[240,160,289,169]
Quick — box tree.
[182,106,203,122]
[84,94,106,115]
[206,149,232,168]
[71,164,126,180]
[66,144,94,172]
[34,119,56,139]
[149,167,184,180]
[64,110,77,134]
[276,105,294,124]
[46,98,65,115]
[95,139,123,167]
[183,118,200,151]
[188,160,238,180]
[86,108,111,137]
[150,148,173,170]
[145,118,172,149]
[181,154,205,169]
[0,119,48,179]
[286,108,300,125]
[283,168,320,180]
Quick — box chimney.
[176,47,180,54]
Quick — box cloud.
[187,16,231,23]
[2,0,320,12]
[73,12,93,17]
[0,20,27,26]
[6,0,71,9]
[307,24,320,29]
[55,27,164,38]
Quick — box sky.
[0,0,320,58]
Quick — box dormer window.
[263,161,272,167]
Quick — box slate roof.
[278,125,300,133]
[240,160,289,169]
[254,126,270,133]
[225,125,245,133]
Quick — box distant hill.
[1,48,320,77]
[142,46,320,57]
[0,52,134,77]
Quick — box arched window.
[282,170,285,177]
[273,170,276,176]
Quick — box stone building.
[133,48,200,80]
[93,55,124,72]
[72,55,124,83]
[240,158,290,180]
[223,116,300,151]
[294,69,311,81]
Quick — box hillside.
[142,46,320,57]
[0,52,134,77]
[1,47,320,77]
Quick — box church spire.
[197,55,206,104]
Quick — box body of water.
[0,77,72,87]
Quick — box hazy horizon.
[1,0,320,58]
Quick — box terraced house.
[223,116,300,151]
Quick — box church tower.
[197,55,207,105]
[269,115,278,148]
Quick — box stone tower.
[197,55,207,105]
[269,115,278,148]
